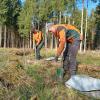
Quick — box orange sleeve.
[33,34,34,41]
[56,29,66,56]
[33,34,36,42]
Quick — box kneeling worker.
[48,24,83,78]
[33,29,44,60]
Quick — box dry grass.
[0,48,100,100]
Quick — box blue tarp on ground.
[65,75,100,91]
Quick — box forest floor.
[0,48,100,100]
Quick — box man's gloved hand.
[55,56,58,62]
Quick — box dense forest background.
[0,0,100,51]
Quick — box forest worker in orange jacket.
[33,29,44,60]
[48,24,83,78]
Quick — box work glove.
[55,56,58,62]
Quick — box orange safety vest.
[33,31,43,46]
[49,24,82,56]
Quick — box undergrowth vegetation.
[0,48,100,100]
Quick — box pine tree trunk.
[59,11,62,24]
[33,37,35,49]
[0,25,2,47]
[17,34,19,48]
[38,21,39,30]
[68,16,70,24]
[28,38,30,48]
[19,37,21,48]
[6,28,8,48]
[45,22,48,49]
[27,39,29,48]
[80,0,84,52]
[11,31,14,48]
[23,38,27,68]
[29,30,32,48]
[8,31,10,47]
[65,16,67,23]
[25,39,27,48]
[51,34,54,50]
[15,33,17,48]
[73,20,75,25]
[84,9,88,52]
[22,38,25,48]
[14,33,16,47]
[91,30,94,49]
[4,25,7,48]
[57,16,59,23]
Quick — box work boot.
[36,55,42,60]
[63,71,71,81]
[36,56,40,60]
[39,55,42,59]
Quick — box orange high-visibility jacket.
[33,31,43,46]
[49,24,83,56]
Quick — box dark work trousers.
[36,40,44,60]
[63,40,80,76]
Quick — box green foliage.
[18,0,34,38]
[35,0,52,22]
[51,0,65,12]
[27,67,37,77]
[26,66,53,100]
[70,8,81,28]
[7,0,21,28]
[18,85,33,100]
[0,0,21,27]
[0,0,9,25]
[94,4,100,49]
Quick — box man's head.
[48,25,58,37]
[48,26,56,33]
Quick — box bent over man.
[48,24,83,78]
